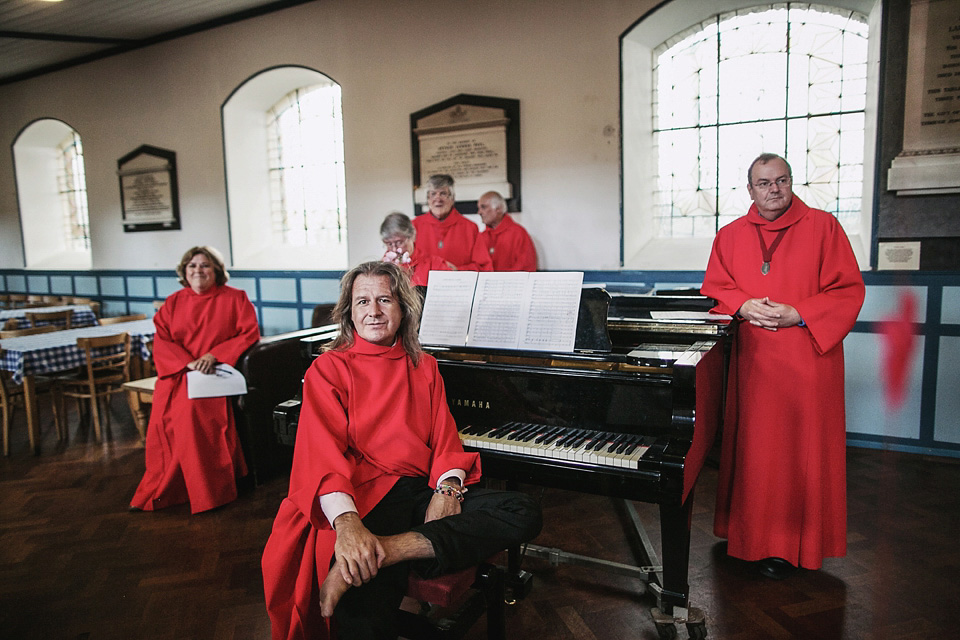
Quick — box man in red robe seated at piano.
[261,261,541,640]
[412,173,493,273]
[701,153,864,580]
[130,245,260,513]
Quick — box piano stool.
[398,562,506,640]
[122,375,156,441]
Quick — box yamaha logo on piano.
[452,398,491,409]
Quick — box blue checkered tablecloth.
[0,305,98,329]
[0,319,155,384]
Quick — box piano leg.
[651,489,707,639]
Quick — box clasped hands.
[330,487,461,587]
[186,352,218,375]
[739,297,801,331]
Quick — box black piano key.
[605,434,626,453]
[535,426,563,444]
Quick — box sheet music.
[517,272,584,352]
[466,272,528,348]
[186,363,248,399]
[418,271,479,346]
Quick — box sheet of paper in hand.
[186,363,248,399]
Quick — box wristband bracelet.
[434,484,465,503]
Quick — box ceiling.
[0,0,317,86]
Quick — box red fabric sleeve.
[151,296,198,378]
[792,216,865,355]
[209,290,261,365]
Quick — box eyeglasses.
[427,189,452,199]
[752,177,792,190]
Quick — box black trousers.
[333,476,542,639]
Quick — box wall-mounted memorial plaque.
[888,0,960,195]
[117,144,181,232]
[411,94,521,214]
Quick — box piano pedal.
[650,606,707,640]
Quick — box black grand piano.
[275,288,731,639]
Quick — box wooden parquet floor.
[1,397,958,640]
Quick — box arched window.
[622,0,879,270]
[13,119,92,269]
[223,67,348,270]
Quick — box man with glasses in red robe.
[701,153,864,580]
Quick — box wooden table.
[0,304,98,329]
[0,319,155,453]
[122,376,156,441]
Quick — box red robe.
[481,214,537,271]
[261,335,481,640]
[412,208,493,272]
[701,196,864,569]
[407,245,451,286]
[130,284,260,513]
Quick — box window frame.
[620,0,880,271]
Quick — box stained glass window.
[266,84,347,249]
[652,4,868,237]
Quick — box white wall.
[0,0,662,271]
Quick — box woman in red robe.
[379,211,450,286]
[261,261,541,640]
[701,154,864,577]
[130,246,260,514]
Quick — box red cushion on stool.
[406,565,477,607]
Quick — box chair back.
[41,295,63,304]
[2,319,19,331]
[76,333,131,387]
[0,325,59,339]
[98,313,147,326]
[25,309,73,330]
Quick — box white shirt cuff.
[437,469,466,488]
[319,492,357,528]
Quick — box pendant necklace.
[755,225,788,275]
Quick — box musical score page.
[516,272,583,352]
[465,272,528,348]
[418,271,479,346]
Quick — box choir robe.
[701,196,864,569]
[261,335,481,640]
[407,245,451,286]
[412,208,493,272]
[130,284,260,513]
[481,213,537,271]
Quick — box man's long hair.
[329,261,423,364]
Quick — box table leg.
[22,375,40,455]
[125,388,148,441]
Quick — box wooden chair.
[0,348,62,456]
[41,295,63,304]
[0,325,59,339]
[59,333,132,443]
[98,313,147,326]
[25,309,74,330]
[26,295,44,304]
[7,294,27,308]
[2,319,19,331]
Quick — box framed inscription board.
[117,145,181,232]
[410,94,521,215]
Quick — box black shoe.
[759,557,798,580]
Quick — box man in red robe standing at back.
[701,153,864,580]
[478,190,537,271]
[412,174,492,273]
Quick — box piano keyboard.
[459,422,654,470]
